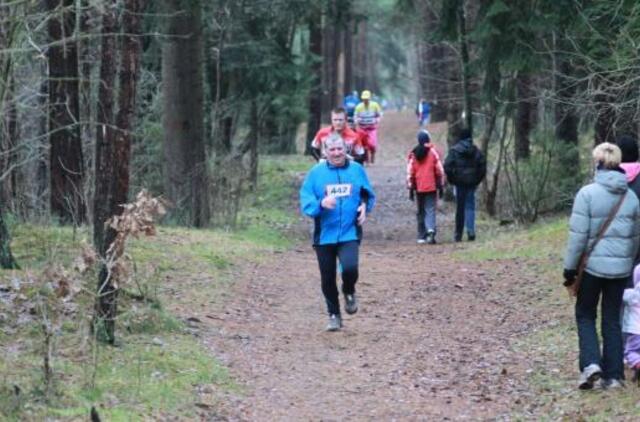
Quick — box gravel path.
[197,111,540,421]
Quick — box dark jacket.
[443,138,486,187]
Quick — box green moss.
[0,153,308,419]
[454,217,567,261]
[0,332,235,420]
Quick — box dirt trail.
[199,111,540,420]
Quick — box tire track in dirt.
[198,111,540,420]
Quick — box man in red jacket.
[311,108,366,164]
[407,130,444,244]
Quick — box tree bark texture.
[554,58,578,145]
[329,0,343,108]
[46,0,85,224]
[1,77,18,212]
[305,17,323,155]
[79,0,98,163]
[416,0,449,123]
[445,46,463,146]
[354,20,367,92]
[93,0,117,255]
[515,73,532,159]
[343,21,353,94]
[457,1,473,134]
[91,0,118,344]
[616,102,639,140]
[249,102,259,190]
[0,203,18,269]
[162,0,210,227]
[594,92,616,145]
[112,0,145,215]
[321,12,335,120]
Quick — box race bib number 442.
[326,183,353,198]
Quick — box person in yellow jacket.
[354,90,382,164]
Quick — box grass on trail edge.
[456,217,640,419]
[0,155,307,420]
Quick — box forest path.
[198,111,540,420]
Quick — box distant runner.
[343,90,359,129]
[354,90,382,164]
[300,134,376,331]
[415,98,431,127]
[311,107,366,164]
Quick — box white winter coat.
[623,287,640,334]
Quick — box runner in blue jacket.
[300,134,376,331]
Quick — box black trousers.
[575,271,626,380]
[314,240,359,316]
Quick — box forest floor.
[4,111,640,420]
[182,111,630,421]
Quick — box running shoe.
[326,314,342,331]
[345,294,358,315]
[601,378,625,390]
[578,363,602,390]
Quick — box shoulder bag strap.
[571,192,627,296]
[580,192,627,269]
[588,192,627,256]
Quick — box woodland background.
[2,0,640,253]
[3,0,640,419]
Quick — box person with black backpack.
[444,128,486,242]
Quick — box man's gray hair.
[323,133,345,151]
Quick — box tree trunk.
[112,0,145,212]
[354,20,367,92]
[0,203,18,269]
[515,73,532,159]
[0,4,17,210]
[330,0,343,108]
[162,0,210,227]
[249,102,259,190]
[457,0,473,133]
[445,43,463,146]
[594,91,615,145]
[418,4,448,122]
[92,0,117,344]
[616,101,639,140]
[1,77,18,212]
[321,12,334,120]
[93,0,117,255]
[305,17,323,155]
[78,0,97,179]
[554,56,578,146]
[46,0,85,224]
[429,45,449,122]
[92,0,146,344]
[343,21,353,94]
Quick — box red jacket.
[406,145,444,193]
[311,126,365,157]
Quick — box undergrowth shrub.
[503,131,586,223]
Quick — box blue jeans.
[314,241,359,316]
[454,185,476,239]
[416,192,437,239]
[575,272,626,380]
